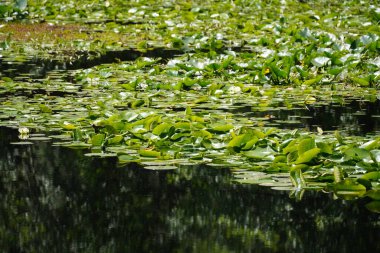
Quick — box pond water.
[1,126,379,252]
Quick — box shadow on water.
[0,127,379,253]
[0,47,182,80]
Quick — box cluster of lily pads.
[0,0,380,208]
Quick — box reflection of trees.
[251,100,380,135]
[0,127,379,252]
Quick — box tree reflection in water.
[0,127,379,253]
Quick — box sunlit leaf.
[139,149,161,157]
[91,134,105,146]
[295,148,320,164]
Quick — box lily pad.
[10,141,33,145]
[143,165,177,171]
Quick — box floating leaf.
[118,154,140,163]
[366,190,380,200]
[298,138,316,156]
[332,179,366,196]
[84,152,117,158]
[316,142,333,154]
[15,0,27,11]
[365,201,380,213]
[359,138,380,151]
[344,147,370,160]
[228,133,252,148]
[108,135,124,145]
[311,57,330,67]
[91,134,105,146]
[244,147,275,160]
[290,166,306,189]
[143,165,177,170]
[295,148,320,164]
[139,149,161,157]
[351,77,369,87]
[210,124,234,133]
[61,122,77,130]
[152,122,172,136]
[303,75,323,86]
[361,172,380,181]
[39,104,52,113]
[10,141,33,145]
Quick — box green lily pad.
[10,141,33,145]
[139,149,161,157]
[143,165,177,171]
[365,201,380,213]
[295,148,320,164]
[333,179,367,197]
[84,152,117,158]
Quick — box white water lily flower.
[18,127,29,134]
[228,86,241,94]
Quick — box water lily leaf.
[61,122,77,130]
[91,134,105,146]
[120,111,139,122]
[143,165,177,170]
[174,122,191,131]
[15,0,27,11]
[351,76,369,87]
[328,67,344,76]
[311,57,330,67]
[131,99,145,108]
[287,150,298,164]
[107,135,124,145]
[244,147,275,160]
[359,138,380,151]
[290,166,306,189]
[269,63,287,78]
[144,115,161,130]
[332,179,366,196]
[39,104,52,113]
[28,136,52,141]
[302,75,323,86]
[228,133,252,148]
[316,142,333,154]
[84,152,117,158]
[171,132,190,141]
[361,172,380,181]
[344,147,370,160]
[10,141,33,145]
[365,201,380,213]
[334,130,344,144]
[242,136,259,150]
[295,66,309,78]
[62,142,91,149]
[252,129,266,139]
[282,139,298,154]
[189,115,204,123]
[152,122,172,136]
[118,154,140,163]
[210,124,234,133]
[366,190,380,200]
[298,138,316,156]
[295,148,320,164]
[139,149,161,157]
[185,106,192,116]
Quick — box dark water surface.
[0,127,379,253]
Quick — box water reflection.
[249,100,380,135]
[0,127,379,252]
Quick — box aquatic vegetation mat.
[0,0,380,209]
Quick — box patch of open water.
[0,127,379,252]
